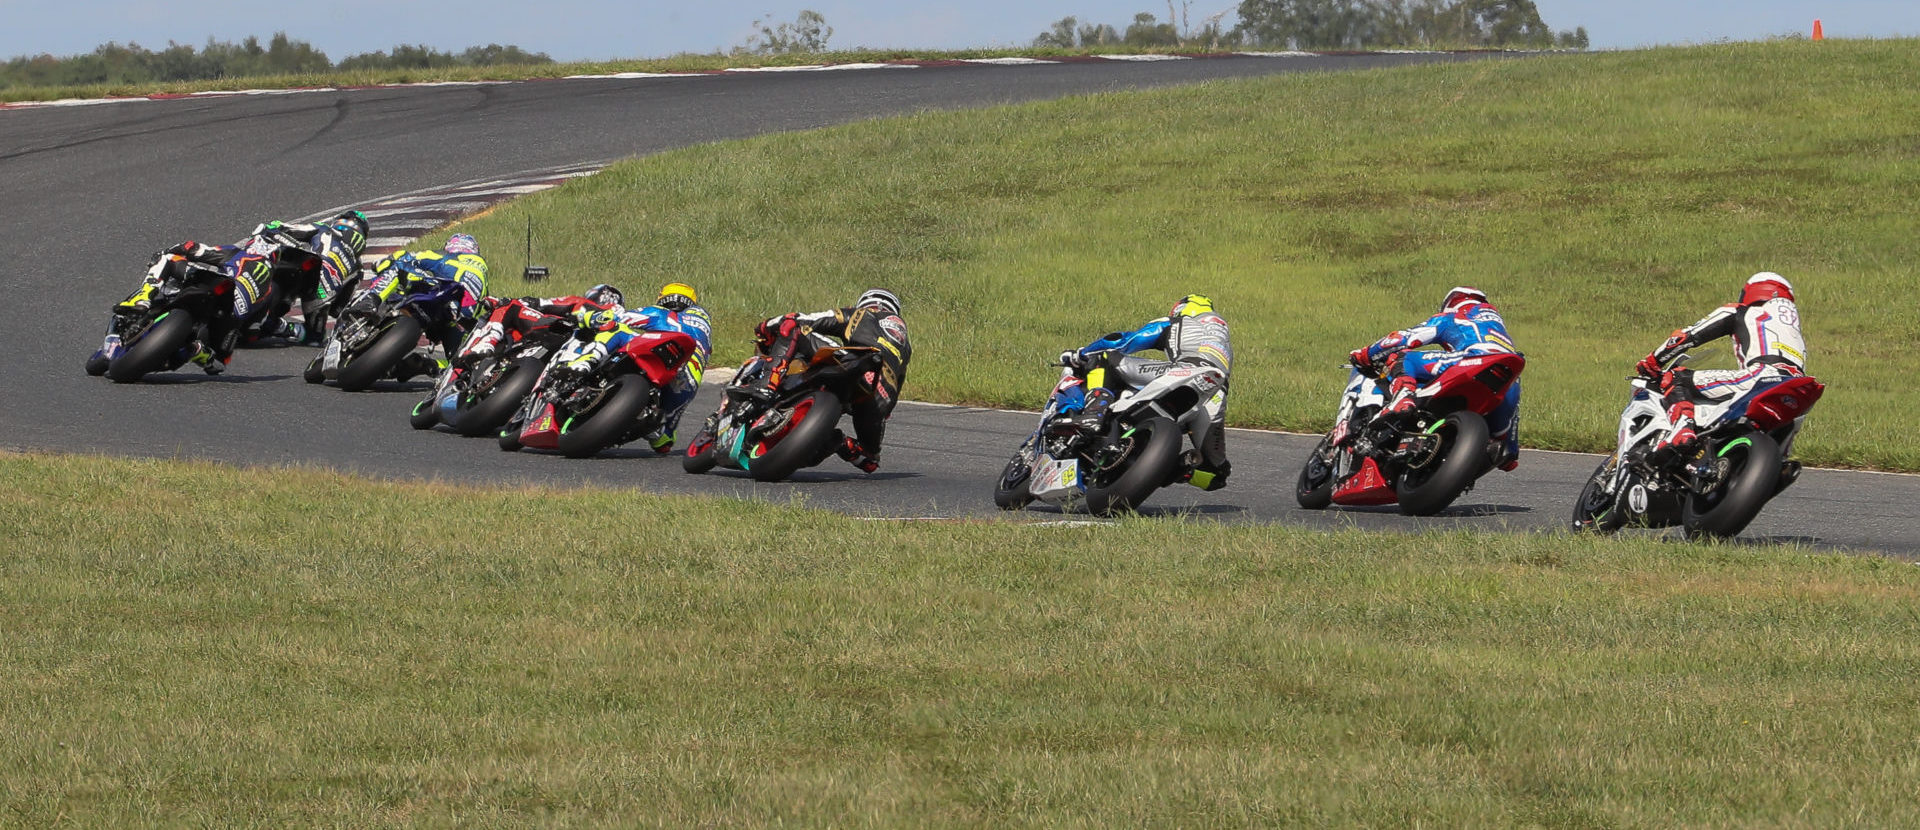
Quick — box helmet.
[1740,271,1794,305]
[444,233,479,256]
[1441,286,1488,314]
[1170,294,1215,317]
[656,282,697,312]
[585,283,625,307]
[856,288,901,316]
[327,210,369,255]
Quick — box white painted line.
[564,72,713,80]
[364,202,490,219]
[1100,54,1191,61]
[1234,51,1318,58]
[961,57,1062,65]
[1029,520,1115,527]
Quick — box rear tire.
[106,312,196,383]
[334,315,422,392]
[1084,417,1182,516]
[1682,432,1783,540]
[1295,435,1337,510]
[748,392,843,483]
[454,358,543,437]
[1395,410,1490,516]
[555,375,654,459]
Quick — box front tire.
[1295,435,1337,510]
[1682,432,1783,540]
[1084,417,1182,517]
[334,315,422,392]
[1395,410,1491,516]
[749,392,844,482]
[555,375,655,459]
[409,397,441,430]
[682,416,721,474]
[993,435,1041,510]
[454,357,543,437]
[1571,458,1628,533]
[106,312,196,383]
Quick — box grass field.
[3,450,1919,824]
[416,39,1920,473]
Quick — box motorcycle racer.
[87,239,280,376]
[350,233,488,380]
[546,282,712,453]
[1056,294,1233,490]
[1636,271,1808,456]
[462,282,626,362]
[1350,286,1523,472]
[755,288,910,473]
[243,210,370,345]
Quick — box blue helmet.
[445,233,479,256]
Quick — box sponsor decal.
[879,315,907,343]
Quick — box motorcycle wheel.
[84,353,110,376]
[749,391,843,482]
[1570,457,1628,533]
[334,315,423,392]
[556,374,655,459]
[682,417,721,475]
[1394,410,1491,516]
[498,422,524,452]
[1681,431,1783,540]
[106,311,196,383]
[454,357,543,437]
[1295,435,1338,510]
[408,397,440,430]
[992,435,1040,510]
[303,356,324,384]
[1084,416,1182,517]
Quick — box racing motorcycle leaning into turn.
[1571,354,1823,540]
[498,321,699,459]
[682,335,886,482]
[993,350,1227,516]
[1295,351,1524,516]
[304,268,469,392]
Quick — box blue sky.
[3,1,1914,62]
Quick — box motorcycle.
[409,319,558,436]
[304,268,466,392]
[244,226,359,346]
[1295,351,1525,516]
[682,336,884,482]
[498,325,699,458]
[87,252,261,383]
[1572,356,1823,540]
[993,353,1227,516]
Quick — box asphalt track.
[3,54,1916,555]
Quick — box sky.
[2,1,1915,62]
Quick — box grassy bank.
[0,46,1287,103]
[3,450,1919,824]
[428,39,1919,471]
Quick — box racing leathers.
[1059,306,1233,490]
[243,220,365,344]
[1354,300,1523,470]
[757,305,911,471]
[464,294,617,361]
[551,302,714,453]
[91,240,279,374]
[351,248,489,377]
[1638,293,1807,455]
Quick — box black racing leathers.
[769,306,912,456]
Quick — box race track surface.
[4,54,1914,555]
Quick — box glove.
[1635,352,1665,379]
[1058,350,1087,370]
[1348,347,1373,372]
[755,313,801,348]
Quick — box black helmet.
[328,210,370,256]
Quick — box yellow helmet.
[1171,294,1215,317]
[657,282,698,311]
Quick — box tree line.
[0,33,552,90]
[1036,0,1588,50]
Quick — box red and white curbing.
[0,50,1500,110]
[302,160,612,266]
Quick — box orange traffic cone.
[1813,19,1824,40]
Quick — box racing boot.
[116,282,158,313]
[1381,375,1420,419]
[1651,400,1699,462]
[642,428,675,455]
[833,434,879,473]
[1074,387,1115,432]
[391,352,448,382]
[187,342,226,375]
[1187,458,1231,491]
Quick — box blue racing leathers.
[559,302,713,451]
[1059,308,1233,478]
[1360,301,1522,463]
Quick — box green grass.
[0,46,1301,103]
[4,450,1919,824]
[425,39,1920,472]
